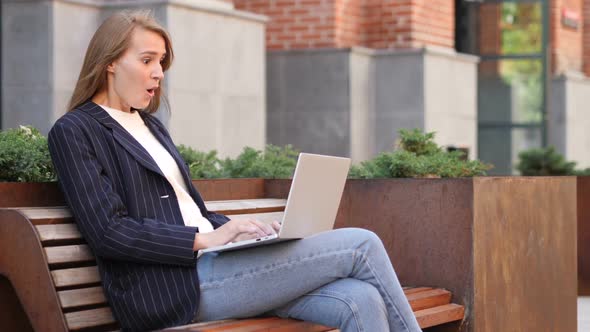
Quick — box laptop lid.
[278,153,351,239]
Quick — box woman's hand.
[193,219,281,251]
[232,220,282,243]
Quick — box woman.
[48,9,422,332]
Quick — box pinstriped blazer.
[47,100,230,331]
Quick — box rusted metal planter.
[0,182,65,207]
[267,177,577,332]
[0,179,268,208]
[579,176,590,296]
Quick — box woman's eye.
[143,59,151,64]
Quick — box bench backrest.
[0,198,286,332]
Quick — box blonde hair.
[67,9,174,113]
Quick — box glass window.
[478,59,543,124]
[478,126,543,175]
[456,0,547,175]
[479,2,542,56]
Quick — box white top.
[100,105,214,233]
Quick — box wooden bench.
[0,183,464,331]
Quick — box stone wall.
[549,71,590,168]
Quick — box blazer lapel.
[77,101,165,178]
[140,113,196,191]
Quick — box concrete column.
[53,1,102,126]
[165,3,267,157]
[424,47,478,158]
[267,49,352,159]
[2,0,102,134]
[2,0,55,134]
[549,71,590,168]
[267,46,479,163]
[373,47,478,160]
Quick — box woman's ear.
[106,62,116,74]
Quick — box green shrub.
[176,145,223,179]
[176,144,299,179]
[397,129,441,156]
[221,144,299,178]
[349,129,492,178]
[516,146,587,176]
[0,126,56,182]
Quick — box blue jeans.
[195,228,422,332]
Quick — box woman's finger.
[232,232,259,243]
[235,222,261,236]
[240,219,267,237]
[250,219,276,235]
[272,221,281,232]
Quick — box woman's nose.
[152,64,164,80]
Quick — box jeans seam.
[200,249,355,289]
[302,290,364,332]
[356,249,413,332]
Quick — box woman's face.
[107,27,166,111]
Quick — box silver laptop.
[198,153,351,256]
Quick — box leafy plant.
[516,146,584,176]
[221,145,299,178]
[397,129,441,156]
[0,126,56,182]
[176,145,223,179]
[176,144,299,179]
[349,129,492,179]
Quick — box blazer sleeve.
[206,211,230,229]
[48,120,198,267]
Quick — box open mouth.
[146,88,155,97]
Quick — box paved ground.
[580,297,590,332]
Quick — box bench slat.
[19,199,287,225]
[403,287,433,295]
[407,288,452,311]
[208,198,286,208]
[224,211,285,224]
[37,224,81,244]
[164,319,238,330]
[164,317,335,332]
[206,319,334,332]
[206,198,287,213]
[12,207,73,225]
[51,266,101,288]
[414,303,465,329]
[64,307,116,331]
[45,245,94,266]
[36,212,286,246]
[58,286,107,310]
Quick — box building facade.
[2,0,590,172]
[234,0,590,172]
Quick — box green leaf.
[0,126,56,182]
[348,128,493,178]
